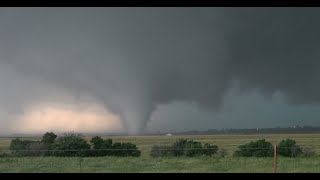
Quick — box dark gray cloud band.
[1,8,320,134]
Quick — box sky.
[1,7,320,135]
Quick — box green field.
[1,134,320,172]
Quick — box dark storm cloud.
[1,8,320,134]
[224,8,320,104]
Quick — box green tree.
[9,138,32,156]
[112,142,141,157]
[41,132,57,144]
[171,139,203,157]
[202,143,218,157]
[52,132,91,157]
[278,139,302,157]
[150,139,218,157]
[234,139,273,157]
[90,136,113,156]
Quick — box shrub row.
[150,139,219,157]
[234,139,315,157]
[9,132,140,157]
[8,132,315,158]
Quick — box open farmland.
[1,134,320,172]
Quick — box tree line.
[5,132,316,158]
[9,132,140,157]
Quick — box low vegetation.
[234,139,273,157]
[150,139,218,157]
[278,139,302,157]
[5,134,317,159]
[1,134,320,172]
[90,136,140,157]
[234,138,315,158]
[8,132,141,157]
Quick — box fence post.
[274,144,277,173]
[79,158,83,173]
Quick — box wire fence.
[0,146,319,172]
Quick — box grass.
[95,134,320,157]
[1,156,320,172]
[1,134,320,172]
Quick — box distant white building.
[165,133,173,136]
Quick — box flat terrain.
[1,134,320,172]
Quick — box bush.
[52,132,91,157]
[91,136,112,149]
[9,138,32,151]
[171,139,204,157]
[9,138,33,156]
[90,136,113,156]
[234,139,273,157]
[215,148,227,158]
[202,143,219,157]
[277,139,302,157]
[301,146,316,157]
[9,133,141,157]
[112,142,141,157]
[25,142,51,156]
[90,136,140,157]
[150,139,218,157]
[41,132,57,144]
[9,133,57,157]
